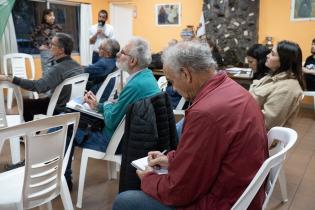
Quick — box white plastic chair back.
[46,73,89,116]
[3,53,38,109]
[3,53,35,80]
[0,81,24,164]
[96,69,129,101]
[0,112,79,210]
[76,116,125,208]
[157,76,167,91]
[231,127,297,210]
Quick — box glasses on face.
[120,49,132,57]
[50,42,59,48]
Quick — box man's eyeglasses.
[50,42,59,48]
[120,50,132,57]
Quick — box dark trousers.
[23,97,50,122]
[92,51,100,64]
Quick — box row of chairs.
[0,63,129,209]
[0,54,299,209]
[0,114,298,209]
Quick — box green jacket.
[99,68,160,139]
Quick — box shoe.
[5,160,25,171]
[66,177,73,192]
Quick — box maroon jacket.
[141,72,268,210]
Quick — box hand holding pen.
[83,90,98,110]
[148,149,169,169]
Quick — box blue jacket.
[84,57,116,86]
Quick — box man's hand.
[148,151,169,169]
[0,75,13,82]
[83,91,98,110]
[39,44,49,51]
[136,166,154,180]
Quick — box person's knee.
[113,190,142,210]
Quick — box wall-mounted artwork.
[291,0,315,20]
[156,3,181,26]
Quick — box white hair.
[128,37,152,69]
[162,41,217,72]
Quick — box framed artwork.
[156,3,181,26]
[291,0,315,21]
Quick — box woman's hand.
[83,91,98,110]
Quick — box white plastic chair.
[231,127,297,210]
[0,112,80,210]
[157,76,186,116]
[303,91,315,112]
[157,76,167,91]
[46,73,89,116]
[3,53,39,109]
[95,69,129,101]
[0,81,24,164]
[76,116,125,208]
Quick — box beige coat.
[249,72,303,130]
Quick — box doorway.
[109,3,134,48]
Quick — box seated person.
[246,44,270,80]
[113,41,268,210]
[0,33,83,122]
[85,38,120,93]
[65,37,161,189]
[302,38,315,91]
[250,40,304,130]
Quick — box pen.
[161,149,167,155]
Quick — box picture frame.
[155,3,181,26]
[291,0,315,21]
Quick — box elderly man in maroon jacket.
[113,41,268,210]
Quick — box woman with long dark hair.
[249,40,304,130]
[32,9,62,76]
[246,44,270,80]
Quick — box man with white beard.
[65,37,160,188]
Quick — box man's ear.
[129,57,137,67]
[180,67,192,83]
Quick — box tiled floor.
[0,108,315,210]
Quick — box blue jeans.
[39,49,53,77]
[113,190,175,210]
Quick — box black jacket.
[119,92,177,192]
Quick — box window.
[12,0,80,54]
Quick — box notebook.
[131,156,168,175]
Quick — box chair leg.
[9,137,20,164]
[76,150,89,208]
[278,168,288,202]
[7,88,13,109]
[60,176,74,210]
[39,202,53,210]
[107,162,117,180]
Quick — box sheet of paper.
[131,156,168,175]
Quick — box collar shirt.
[89,23,114,52]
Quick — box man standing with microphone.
[89,9,114,63]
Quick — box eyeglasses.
[50,42,59,48]
[120,49,132,57]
